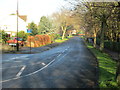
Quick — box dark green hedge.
[96,38,120,52]
[104,41,120,52]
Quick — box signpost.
[27,29,32,33]
[27,29,32,54]
[16,0,19,51]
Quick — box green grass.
[86,43,120,88]
[55,38,68,43]
[66,35,73,39]
[54,35,73,43]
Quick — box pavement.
[2,42,60,54]
[1,37,98,88]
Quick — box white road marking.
[1,47,71,83]
[21,49,70,77]
[1,58,57,83]
[56,51,69,62]
[57,54,62,58]
[65,48,68,50]
[62,46,70,53]
[41,62,46,66]
[57,46,70,57]
[16,65,26,77]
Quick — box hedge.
[96,38,120,52]
[26,35,51,47]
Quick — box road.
[1,37,98,88]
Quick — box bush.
[49,34,61,42]
[16,31,29,41]
[0,30,10,44]
[54,34,61,39]
[96,38,120,52]
[104,41,120,52]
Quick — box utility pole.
[16,0,19,51]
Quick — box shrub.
[96,38,120,52]
[49,34,61,42]
[104,41,120,52]
[15,31,29,41]
[0,30,10,44]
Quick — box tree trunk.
[100,21,105,51]
[68,32,72,37]
[93,30,97,48]
[61,26,66,40]
[85,31,88,42]
[100,16,107,51]
[62,30,66,40]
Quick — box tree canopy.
[38,16,52,34]
[27,22,38,36]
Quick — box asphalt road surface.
[1,37,98,88]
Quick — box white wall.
[0,15,27,34]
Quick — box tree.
[38,16,53,34]
[71,1,120,85]
[0,30,10,43]
[51,9,79,39]
[27,22,38,36]
[15,31,29,41]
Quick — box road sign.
[27,29,32,33]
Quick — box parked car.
[6,37,25,46]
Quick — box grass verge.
[55,36,73,43]
[55,38,69,43]
[86,42,120,88]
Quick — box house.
[71,30,77,35]
[0,14,27,37]
[66,29,77,36]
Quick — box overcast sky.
[0,0,67,24]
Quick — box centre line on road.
[16,65,26,77]
[62,46,70,53]
[1,46,71,83]
[57,54,62,58]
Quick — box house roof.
[18,15,27,22]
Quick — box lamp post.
[16,0,19,51]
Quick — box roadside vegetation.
[55,38,68,43]
[86,42,120,88]
[55,36,73,43]
[65,0,120,88]
[0,30,10,44]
